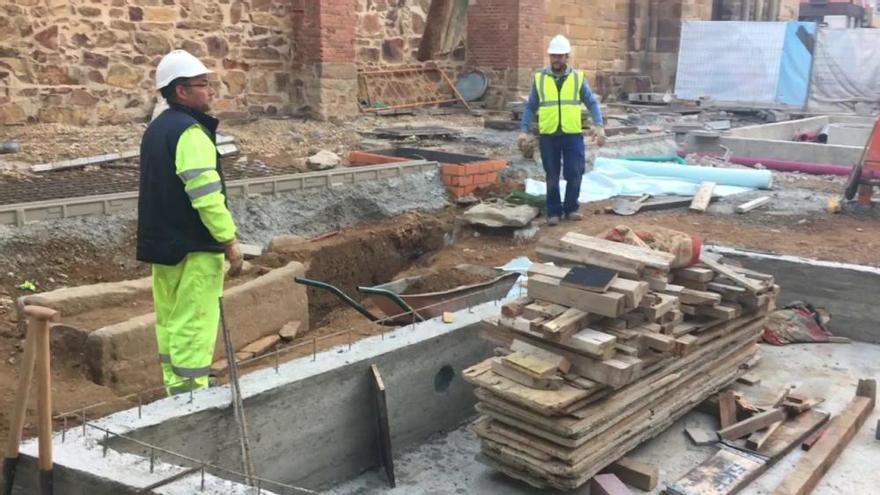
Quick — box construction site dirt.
[0,186,878,449]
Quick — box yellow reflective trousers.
[152,252,224,395]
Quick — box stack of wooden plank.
[464,232,779,490]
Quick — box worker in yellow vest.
[518,35,606,225]
[138,50,243,395]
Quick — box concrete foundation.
[13,294,513,493]
[684,116,874,166]
[707,246,880,344]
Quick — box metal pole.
[219,298,257,485]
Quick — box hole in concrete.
[433,364,455,393]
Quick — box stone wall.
[543,0,630,84]
[0,0,294,125]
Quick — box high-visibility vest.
[535,70,583,135]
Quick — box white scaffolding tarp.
[807,29,880,114]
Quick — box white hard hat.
[548,35,572,55]
[155,50,212,90]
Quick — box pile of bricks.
[441,160,507,197]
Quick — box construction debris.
[462,203,539,229]
[306,150,341,171]
[735,196,772,214]
[465,230,779,490]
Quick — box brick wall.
[0,0,295,125]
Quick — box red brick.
[450,175,474,186]
[441,174,454,186]
[478,159,507,173]
[461,163,482,176]
[441,163,467,176]
[348,151,408,166]
[448,184,477,197]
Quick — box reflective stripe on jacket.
[535,70,583,135]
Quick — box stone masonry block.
[84,262,309,394]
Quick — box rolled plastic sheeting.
[601,157,773,189]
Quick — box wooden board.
[698,303,741,321]
[371,364,396,487]
[537,240,644,278]
[561,265,618,293]
[510,339,572,374]
[701,257,764,294]
[501,297,531,318]
[772,379,876,495]
[539,307,593,341]
[491,317,616,360]
[528,274,627,318]
[491,358,563,390]
[591,473,633,495]
[735,196,771,214]
[667,446,766,495]
[463,360,592,415]
[718,408,787,441]
[674,266,715,282]
[639,292,679,320]
[690,181,716,212]
[569,328,618,356]
[604,457,658,491]
[522,300,567,320]
[719,391,738,429]
[562,232,675,271]
[502,352,558,378]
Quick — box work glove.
[594,126,607,147]
[517,132,535,159]
[224,240,243,277]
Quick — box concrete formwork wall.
[0,0,296,125]
[710,247,880,344]
[112,317,495,490]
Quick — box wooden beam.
[510,339,572,374]
[701,257,765,294]
[569,328,618,357]
[772,379,876,495]
[538,307,593,341]
[522,300,567,321]
[591,473,633,495]
[719,390,738,429]
[736,196,772,214]
[604,457,658,491]
[562,232,675,271]
[528,274,627,317]
[674,266,715,282]
[537,241,644,278]
[690,181,716,212]
[371,364,396,487]
[501,352,557,378]
[719,408,787,441]
[491,358,563,390]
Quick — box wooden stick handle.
[29,307,56,472]
[4,324,37,459]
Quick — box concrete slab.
[328,342,880,494]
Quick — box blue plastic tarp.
[524,158,770,203]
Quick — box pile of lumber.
[464,232,779,490]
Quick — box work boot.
[564,212,584,221]
[546,216,560,226]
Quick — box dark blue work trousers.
[539,133,586,218]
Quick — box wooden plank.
[801,426,827,451]
[501,352,557,378]
[510,339,572,375]
[759,408,830,459]
[747,388,790,451]
[561,232,675,270]
[371,364,396,487]
[718,408,787,441]
[631,329,675,352]
[701,257,764,294]
[494,317,615,360]
[604,457,659,491]
[698,303,741,321]
[737,372,762,386]
[561,265,618,293]
[491,358,563,390]
[690,181,716,212]
[674,266,715,282]
[667,445,766,495]
[735,196,771,213]
[528,274,627,317]
[522,300,567,321]
[666,285,723,305]
[609,278,650,308]
[591,473,633,495]
[539,307,593,341]
[639,292,679,320]
[719,391,738,429]
[569,328,618,356]
[772,379,876,495]
[537,240,644,278]
[674,334,699,356]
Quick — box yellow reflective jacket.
[535,70,584,135]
